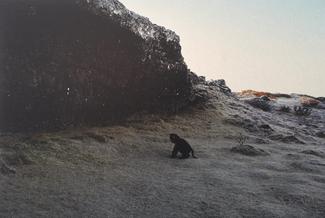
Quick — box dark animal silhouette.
[170,134,198,159]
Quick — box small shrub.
[279,105,291,113]
[237,133,248,146]
[260,95,271,101]
[294,106,312,116]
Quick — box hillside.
[1,83,325,217]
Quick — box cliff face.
[0,0,192,131]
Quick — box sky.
[122,0,325,96]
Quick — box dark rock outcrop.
[207,79,232,95]
[0,0,193,131]
[316,131,325,138]
[317,97,325,103]
[245,98,272,112]
[269,134,305,144]
[231,144,269,156]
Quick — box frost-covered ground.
[1,85,325,217]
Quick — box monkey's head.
[169,134,180,143]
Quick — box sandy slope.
[1,86,325,217]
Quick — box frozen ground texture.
[1,84,325,217]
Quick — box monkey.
[169,134,198,159]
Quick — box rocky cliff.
[0,0,193,131]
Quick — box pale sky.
[122,0,325,96]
